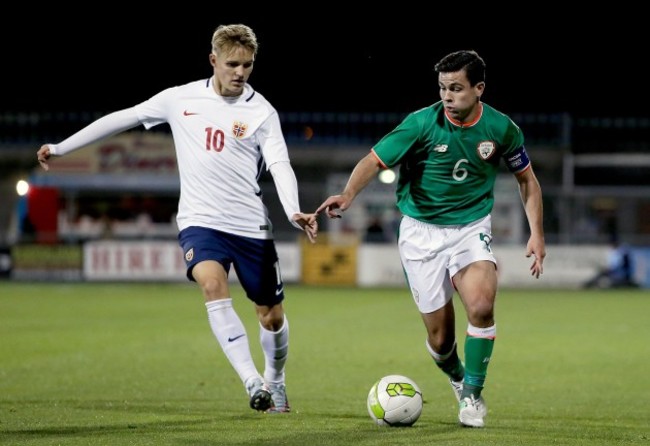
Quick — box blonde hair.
[211,24,258,57]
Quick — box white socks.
[260,317,289,384]
[205,298,289,386]
[205,299,258,385]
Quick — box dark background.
[3,9,647,117]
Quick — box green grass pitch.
[1,282,649,445]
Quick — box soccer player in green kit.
[316,50,546,428]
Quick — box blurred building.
[2,111,648,246]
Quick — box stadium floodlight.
[16,179,29,196]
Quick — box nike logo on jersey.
[275,286,284,296]
[433,144,448,152]
[183,110,199,116]
[228,334,246,342]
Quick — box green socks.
[461,325,496,399]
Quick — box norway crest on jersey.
[477,141,496,160]
[232,121,248,139]
[185,248,194,262]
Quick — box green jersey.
[372,101,529,225]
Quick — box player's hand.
[526,235,546,278]
[315,194,351,219]
[36,145,52,171]
[292,213,318,243]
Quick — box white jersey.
[135,79,290,239]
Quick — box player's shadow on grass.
[1,400,463,445]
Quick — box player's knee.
[466,298,495,325]
[199,277,228,301]
[427,333,454,354]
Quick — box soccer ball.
[367,374,423,427]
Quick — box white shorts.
[398,214,497,314]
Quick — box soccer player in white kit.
[37,24,318,414]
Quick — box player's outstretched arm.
[315,152,382,218]
[35,108,141,171]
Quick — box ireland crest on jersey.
[477,141,496,160]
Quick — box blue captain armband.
[505,146,531,174]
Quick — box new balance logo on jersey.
[433,144,448,152]
[183,110,199,116]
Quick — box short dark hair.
[434,50,486,86]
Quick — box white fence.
[71,241,649,289]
